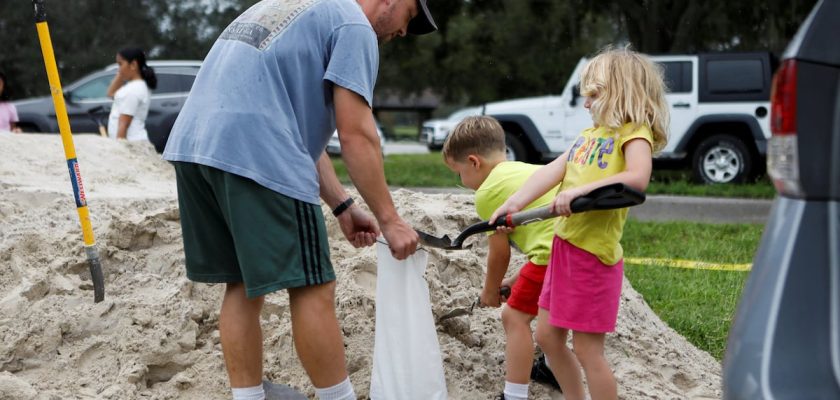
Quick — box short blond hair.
[580,46,670,152]
[442,116,506,161]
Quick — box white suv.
[482,53,776,184]
[420,106,482,150]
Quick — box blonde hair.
[442,116,506,161]
[580,46,669,152]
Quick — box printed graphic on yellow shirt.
[567,136,616,169]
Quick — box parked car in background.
[420,106,482,150]
[326,119,386,157]
[723,0,840,398]
[481,52,777,183]
[13,60,201,153]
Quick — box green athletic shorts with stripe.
[172,162,335,298]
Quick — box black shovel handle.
[451,183,645,248]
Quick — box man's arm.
[333,85,417,259]
[317,151,379,248]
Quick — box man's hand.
[337,205,379,248]
[380,218,418,260]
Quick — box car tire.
[691,134,753,184]
[17,123,41,133]
[505,132,529,162]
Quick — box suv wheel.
[692,134,753,184]
[505,133,528,162]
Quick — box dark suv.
[723,0,840,398]
[13,60,201,152]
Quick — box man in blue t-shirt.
[162,1,436,399]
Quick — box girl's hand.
[489,200,522,226]
[551,187,587,217]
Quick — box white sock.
[503,381,529,400]
[231,384,265,400]
[315,377,355,400]
[544,354,551,368]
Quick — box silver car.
[723,0,840,398]
[13,60,201,153]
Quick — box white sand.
[0,132,722,399]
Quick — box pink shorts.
[538,237,623,333]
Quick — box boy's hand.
[480,287,502,308]
[501,274,518,292]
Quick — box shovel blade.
[415,229,460,249]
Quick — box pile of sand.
[0,132,722,399]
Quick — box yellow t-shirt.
[475,161,559,265]
[554,123,653,265]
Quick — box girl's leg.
[501,306,536,384]
[572,332,617,400]
[534,309,585,400]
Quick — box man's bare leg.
[288,281,349,388]
[220,282,265,388]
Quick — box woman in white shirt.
[106,47,156,141]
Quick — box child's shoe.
[530,354,562,392]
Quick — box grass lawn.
[622,220,763,360]
[330,153,776,198]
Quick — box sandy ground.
[0,132,722,399]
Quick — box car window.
[70,74,114,101]
[706,59,764,94]
[154,73,195,94]
[660,61,692,93]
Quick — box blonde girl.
[490,47,669,400]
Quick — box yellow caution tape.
[625,257,752,272]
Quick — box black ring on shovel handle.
[33,0,47,23]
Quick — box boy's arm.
[480,232,511,308]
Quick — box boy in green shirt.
[442,116,563,399]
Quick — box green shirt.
[475,161,558,265]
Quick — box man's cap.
[407,0,437,35]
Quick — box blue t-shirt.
[163,0,379,204]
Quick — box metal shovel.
[438,286,512,323]
[417,182,645,250]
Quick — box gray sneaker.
[262,380,307,400]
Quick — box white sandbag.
[370,243,447,400]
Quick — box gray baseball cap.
[407,0,437,35]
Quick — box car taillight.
[767,59,803,197]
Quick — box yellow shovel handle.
[33,0,104,302]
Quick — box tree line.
[0,0,815,107]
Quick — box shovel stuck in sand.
[416,183,646,251]
[438,286,512,323]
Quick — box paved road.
[384,140,429,155]
[400,187,773,224]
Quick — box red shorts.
[506,261,547,316]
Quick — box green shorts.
[173,162,335,298]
